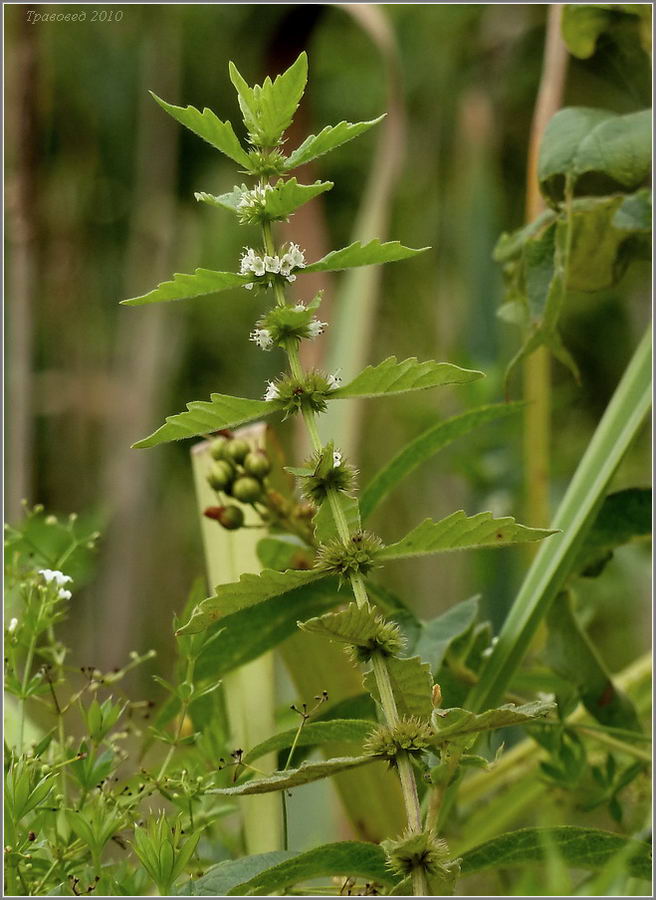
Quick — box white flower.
[326,371,342,390]
[7,617,18,634]
[240,248,266,277]
[38,569,73,587]
[307,318,328,339]
[264,254,281,274]
[238,184,272,211]
[293,303,306,312]
[288,243,306,268]
[58,589,72,601]
[263,381,280,402]
[481,636,499,659]
[279,254,293,277]
[243,282,254,291]
[252,256,266,277]
[250,328,274,351]
[286,274,296,283]
[333,450,343,468]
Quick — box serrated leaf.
[150,93,251,167]
[379,511,555,562]
[299,601,385,648]
[283,117,385,169]
[361,403,522,520]
[431,699,554,744]
[332,356,483,400]
[194,186,244,213]
[364,655,433,719]
[121,269,249,306]
[539,107,651,204]
[573,487,651,578]
[229,52,307,147]
[460,826,651,880]
[226,842,394,896]
[133,394,280,449]
[196,178,333,220]
[304,240,429,274]
[313,493,361,543]
[210,755,374,796]
[244,719,374,765]
[177,568,327,634]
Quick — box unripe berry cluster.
[203,435,271,530]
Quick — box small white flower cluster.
[38,568,73,601]
[237,183,273,213]
[241,244,306,290]
[250,328,274,351]
[327,371,342,390]
[264,381,280,402]
[333,450,343,468]
[307,318,328,339]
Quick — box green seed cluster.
[364,717,433,766]
[315,531,383,579]
[204,436,271,530]
[383,829,452,879]
[300,453,357,504]
[272,371,338,418]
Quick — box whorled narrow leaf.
[133,394,281,449]
[431,700,554,745]
[243,720,374,765]
[176,568,327,634]
[283,117,386,170]
[363,655,433,719]
[331,356,483,401]
[149,93,251,168]
[210,755,374,796]
[378,511,556,562]
[196,178,333,221]
[304,240,429,274]
[361,403,523,520]
[121,269,249,306]
[229,53,307,148]
[460,826,651,881]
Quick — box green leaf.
[431,699,554,745]
[361,403,522,521]
[411,596,480,674]
[226,842,393,896]
[613,188,651,232]
[304,240,429,274]
[176,852,294,896]
[196,178,333,221]
[313,493,361,543]
[284,117,385,170]
[332,356,483,401]
[573,487,651,577]
[194,578,342,682]
[379,511,555,562]
[211,755,374,796]
[460,827,651,880]
[120,269,249,306]
[538,107,651,203]
[243,719,374,765]
[150,93,251,167]
[545,592,642,732]
[364,655,433,719]
[561,5,614,58]
[299,601,389,650]
[256,535,314,572]
[467,329,651,713]
[133,394,280,449]
[229,52,307,147]
[177,568,327,634]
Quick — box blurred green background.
[5,3,650,693]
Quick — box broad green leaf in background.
[378,511,555,561]
[194,578,342,681]
[133,394,280,449]
[299,601,395,652]
[467,328,651,713]
[538,107,651,204]
[228,52,308,148]
[545,592,642,732]
[150,93,252,167]
[196,178,333,221]
[572,487,651,577]
[431,699,554,745]
[283,117,386,169]
[363,654,433,719]
[360,403,523,520]
[331,356,483,400]
[120,269,249,306]
[459,826,651,880]
[256,535,314,571]
[226,841,393,896]
[243,720,374,765]
[561,4,617,58]
[304,240,428,273]
[410,596,480,674]
[177,567,326,634]
[176,852,294,896]
[211,755,374,796]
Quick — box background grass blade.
[467,328,651,713]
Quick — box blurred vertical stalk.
[191,425,282,855]
[6,15,39,521]
[522,5,568,529]
[96,13,184,667]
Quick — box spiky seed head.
[364,717,433,767]
[315,531,384,579]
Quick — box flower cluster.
[383,830,455,882]
[262,371,341,414]
[240,243,306,289]
[364,717,433,765]
[250,299,328,351]
[294,441,357,504]
[236,183,273,224]
[315,531,384,579]
[38,568,73,601]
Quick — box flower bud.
[226,438,251,464]
[207,461,235,491]
[210,436,229,460]
[218,505,244,530]
[232,476,263,503]
[243,450,270,478]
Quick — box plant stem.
[157,655,195,782]
[18,631,37,754]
